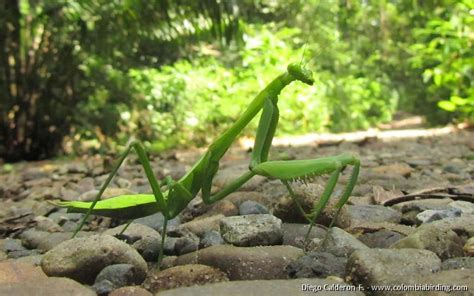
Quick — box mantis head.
[287,63,314,85]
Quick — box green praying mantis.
[57,63,360,266]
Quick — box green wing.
[56,194,165,220]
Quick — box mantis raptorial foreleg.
[57,63,360,268]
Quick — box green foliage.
[410,0,473,122]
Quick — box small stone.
[314,227,369,257]
[143,264,229,293]
[177,214,224,237]
[199,230,225,248]
[104,223,161,261]
[175,245,303,280]
[239,200,269,215]
[0,277,96,296]
[174,231,200,255]
[109,286,152,296]
[134,212,181,232]
[441,257,474,270]
[93,264,144,295]
[465,237,474,256]
[357,230,404,248]
[347,248,441,288]
[0,261,48,283]
[41,234,148,284]
[416,208,462,224]
[286,251,346,278]
[391,219,467,259]
[220,214,283,247]
[336,204,401,228]
[449,200,474,215]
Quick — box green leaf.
[438,100,456,112]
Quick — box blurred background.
[0,0,472,162]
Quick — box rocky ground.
[0,121,473,296]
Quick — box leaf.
[438,100,456,111]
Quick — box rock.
[93,264,144,295]
[416,208,462,224]
[175,245,303,280]
[173,231,200,255]
[239,200,269,215]
[0,277,96,296]
[104,223,161,261]
[357,230,404,248]
[0,261,47,283]
[177,214,225,237]
[48,211,85,225]
[33,216,63,232]
[392,198,454,225]
[156,278,365,296]
[465,237,474,256]
[281,223,326,248]
[347,248,441,288]
[391,218,469,259]
[20,229,92,252]
[109,286,153,296]
[371,163,414,177]
[12,254,43,266]
[134,212,181,232]
[220,214,283,246]
[336,205,401,228]
[313,227,369,257]
[41,234,147,284]
[441,257,474,270]
[199,230,225,248]
[143,264,228,293]
[449,200,474,215]
[286,252,347,278]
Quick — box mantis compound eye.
[287,63,314,85]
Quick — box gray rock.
[416,208,462,224]
[48,211,86,225]
[239,200,269,215]
[174,231,199,255]
[20,229,93,252]
[93,264,144,295]
[199,230,225,248]
[41,234,147,284]
[358,230,404,248]
[177,214,225,237]
[392,198,454,225]
[336,205,401,228]
[449,200,474,215]
[175,245,303,280]
[286,251,347,278]
[0,277,96,296]
[313,227,369,257]
[104,223,161,261]
[134,212,181,232]
[281,223,326,248]
[220,214,283,247]
[156,278,365,296]
[347,248,441,289]
[391,218,469,259]
[441,257,474,270]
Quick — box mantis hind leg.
[72,141,168,238]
